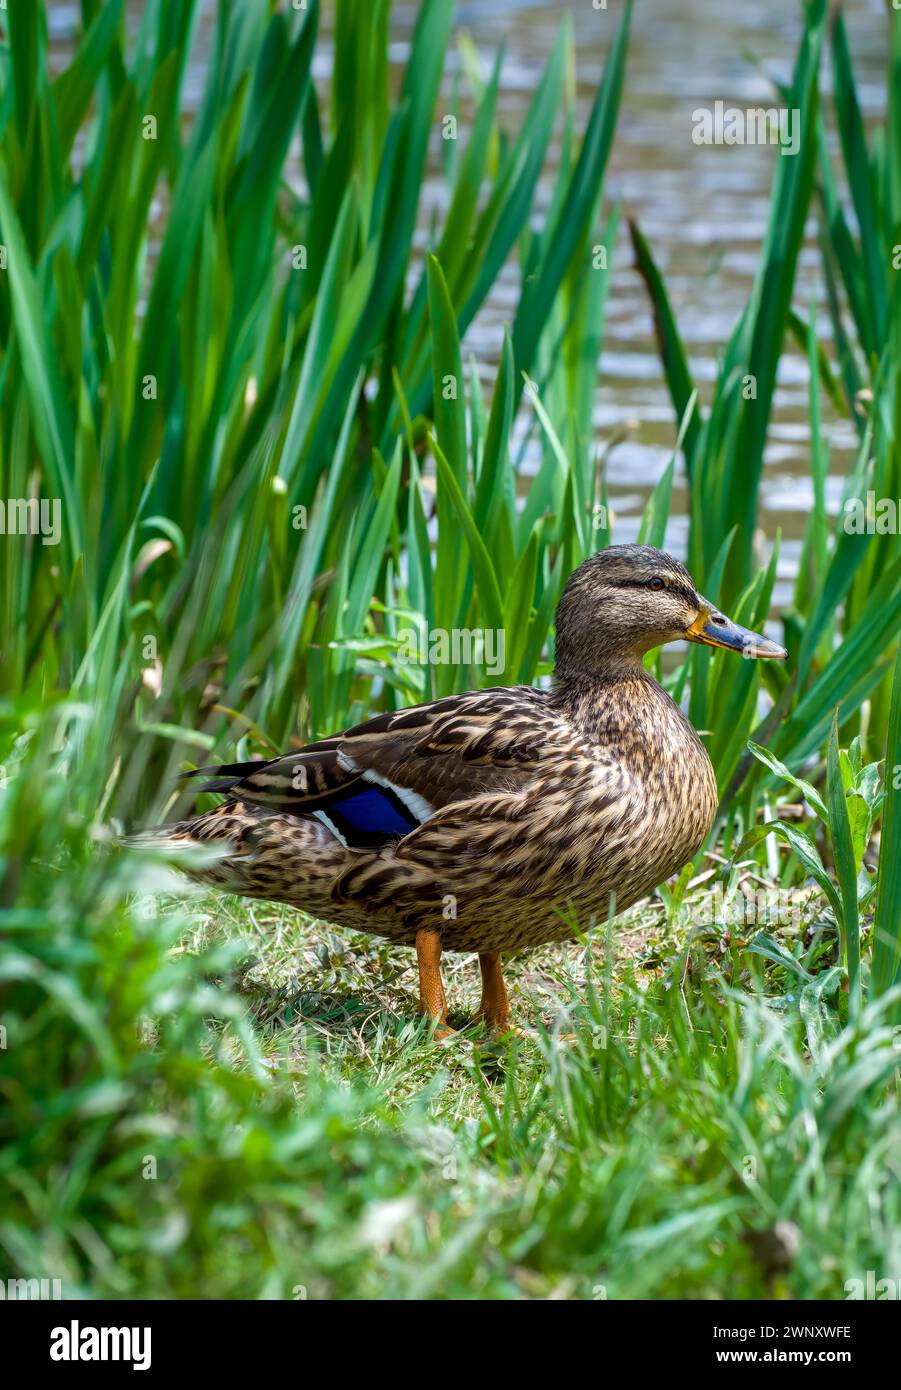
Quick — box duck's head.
[554,544,787,676]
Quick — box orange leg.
[415,929,455,1038]
[478,951,511,1031]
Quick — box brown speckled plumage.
[136,545,786,1029]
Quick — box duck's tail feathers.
[177,759,274,795]
[117,824,231,863]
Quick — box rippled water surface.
[49,1,889,601]
[434,0,885,608]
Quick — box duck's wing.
[181,686,565,850]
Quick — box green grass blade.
[0,172,80,562]
[872,646,901,999]
[827,711,861,1018]
[431,436,504,634]
[511,0,631,397]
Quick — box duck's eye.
[646,577,665,591]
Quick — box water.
[49,0,889,607]
[430,0,885,610]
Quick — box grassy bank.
[3,714,900,1299]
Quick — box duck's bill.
[685,607,787,660]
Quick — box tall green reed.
[0,0,631,814]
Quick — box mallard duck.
[141,545,786,1035]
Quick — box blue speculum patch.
[328,786,419,837]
